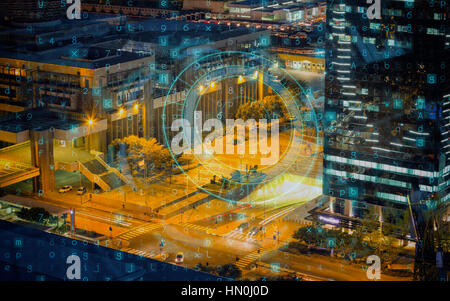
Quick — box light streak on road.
[249,173,322,205]
[259,206,297,226]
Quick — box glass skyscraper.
[321,0,450,226]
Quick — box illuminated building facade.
[0,11,266,194]
[321,0,450,227]
[227,0,326,22]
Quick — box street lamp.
[86,119,94,152]
[88,118,94,152]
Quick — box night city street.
[0,0,448,298]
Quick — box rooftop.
[0,108,83,133]
[0,15,259,69]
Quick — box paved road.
[125,223,261,267]
[255,250,410,281]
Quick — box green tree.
[194,263,216,274]
[292,224,354,252]
[112,135,177,173]
[352,207,381,252]
[261,95,288,121]
[235,101,264,121]
[292,224,324,246]
[413,194,448,280]
[352,207,407,264]
[17,207,50,224]
[235,95,288,121]
[216,264,242,279]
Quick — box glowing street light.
[134,103,139,111]
[119,107,124,115]
[86,119,94,152]
[199,85,205,93]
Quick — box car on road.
[238,222,249,230]
[175,252,184,264]
[77,187,87,195]
[249,226,260,236]
[59,185,72,193]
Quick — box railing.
[78,161,110,192]
[0,141,30,154]
[0,159,34,171]
[0,168,40,188]
[94,154,130,185]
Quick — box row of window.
[338,4,409,17]
[441,193,450,203]
[376,192,408,204]
[324,167,411,189]
[324,154,436,178]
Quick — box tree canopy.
[17,207,51,224]
[235,95,289,121]
[112,135,175,172]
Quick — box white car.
[175,252,184,264]
[77,187,87,195]
[59,185,72,193]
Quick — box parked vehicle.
[59,185,72,193]
[77,187,87,195]
[249,226,260,236]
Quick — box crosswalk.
[181,222,215,234]
[235,248,268,269]
[118,223,163,241]
[224,229,257,242]
[122,248,151,257]
[224,206,298,242]
[122,248,169,261]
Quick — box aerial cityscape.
[0,0,448,286]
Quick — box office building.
[318,0,450,228]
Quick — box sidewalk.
[39,192,154,223]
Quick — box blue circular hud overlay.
[162,50,321,205]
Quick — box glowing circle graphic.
[162,51,320,204]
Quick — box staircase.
[95,154,129,185]
[78,156,129,192]
[78,161,110,191]
[101,172,126,190]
